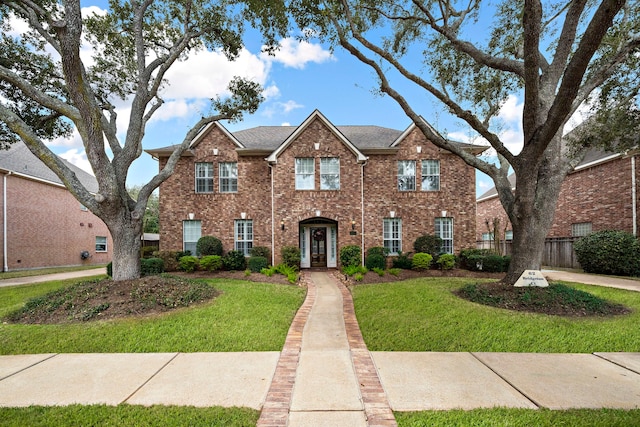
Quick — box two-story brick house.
[149,110,485,267]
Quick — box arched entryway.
[299,217,338,269]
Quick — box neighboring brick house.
[1,141,112,271]
[148,110,485,267]
[476,149,640,242]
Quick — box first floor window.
[95,236,107,252]
[505,230,513,240]
[320,157,340,190]
[482,232,494,241]
[235,219,253,256]
[397,160,416,191]
[195,162,214,193]
[295,158,315,190]
[572,222,592,237]
[183,220,201,255]
[421,160,440,191]
[435,217,453,254]
[219,162,238,193]
[383,218,402,255]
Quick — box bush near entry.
[574,230,640,276]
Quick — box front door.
[310,227,327,268]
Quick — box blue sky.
[9,1,544,198]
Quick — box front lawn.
[0,278,306,354]
[352,278,640,352]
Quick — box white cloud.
[281,122,291,126]
[498,95,524,123]
[261,38,334,69]
[59,148,93,174]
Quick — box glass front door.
[310,227,327,267]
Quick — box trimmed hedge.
[365,253,386,270]
[340,245,361,268]
[248,256,269,272]
[436,253,456,270]
[107,258,164,277]
[249,246,271,259]
[412,252,433,270]
[223,250,246,271]
[574,230,640,276]
[196,236,223,256]
[200,255,223,272]
[391,251,413,269]
[414,234,443,258]
[281,246,301,271]
[178,256,199,273]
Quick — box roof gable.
[189,121,244,150]
[392,117,488,155]
[266,110,367,163]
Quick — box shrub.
[106,262,112,277]
[459,248,491,270]
[353,272,364,281]
[373,267,385,277]
[249,246,271,259]
[223,250,246,271]
[414,234,443,258]
[365,253,386,271]
[281,246,301,271]
[342,265,368,276]
[155,251,181,272]
[248,256,269,273]
[412,252,433,271]
[367,246,389,257]
[141,246,155,258]
[436,253,456,270]
[141,258,164,276]
[391,251,413,269]
[275,264,299,284]
[388,268,401,276]
[178,256,199,273]
[261,267,276,277]
[175,250,191,260]
[196,236,223,256]
[200,255,223,272]
[340,245,361,268]
[466,254,510,272]
[574,230,640,276]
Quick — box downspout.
[3,171,10,272]
[360,160,367,266]
[632,155,637,236]
[268,163,275,266]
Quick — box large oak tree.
[295,0,640,284]
[0,0,288,280]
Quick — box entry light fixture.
[351,220,356,230]
[281,220,285,231]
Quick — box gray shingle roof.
[0,141,99,193]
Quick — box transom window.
[421,160,440,191]
[397,160,416,191]
[295,158,315,190]
[435,217,453,254]
[320,157,340,190]
[95,236,107,252]
[235,219,253,256]
[572,222,592,237]
[219,162,238,193]
[383,218,402,255]
[183,220,201,255]
[195,162,214,193]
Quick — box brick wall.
[2,174,112,270]
[476,155,639,240]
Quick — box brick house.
[476,149,640,242]
[1,141,112,271]
[148,110,485,267]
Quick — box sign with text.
[514,270,549,287]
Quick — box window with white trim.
[383,218,402,255]
[320,157,340,190]
[397,160,416,191]
[572,222,592,237]
[219,162,238,193]
[195,162,214,193]
[421,160,440,191]
[183,220,201,255]
[295,158,315,190]
[95,236,107,252]
[505,230,513,240]
[482,232,494,241]
[435,217,453,254]
[235,219,253,256]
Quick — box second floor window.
[320,157,340,190]
[296,158,315,190]
[421,160,440,191]
[397,160,416,191]
[195,162,214,193]
[219,162,238,193]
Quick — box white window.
[195,163,214,193]
[421,160,440,191]
[435,217,454,254]
[183,220,201,255]
[397,160,416,191]
[572,222,592,237]
[320,157,340,190]
[482,232,494,241]
[383,218,402,255]
[95,236,107,252]
[235,219,253,256]
[505,230,513,240]
[295,158,315,190]
[219,162,238,193]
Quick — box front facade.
[151,110,484,267]
[1,142,113,271]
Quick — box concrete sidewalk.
[544,269,640,292]
[0,267,106,288]
[1,270,640,426]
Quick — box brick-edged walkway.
[256,272,397,426]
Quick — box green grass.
[396,408,640,426]
[0,265,106,280]
[0,405,257,427]
[0,279,305,354]
[352,278,640,352]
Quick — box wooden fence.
[476,236,581,269]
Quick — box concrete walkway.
[0,267,106,288]
[1,270,640,425]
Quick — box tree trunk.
[108,215,142,281]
